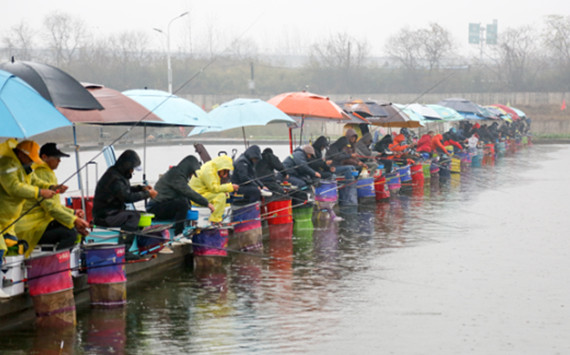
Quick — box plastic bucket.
[264,198,293,225]
[26,250,73,297]
[374,176,390,200]
[357,177,375,198]
[386,172,401,191]
[398,165,412,182]
[315,180,338,202]
[186,210,199,221]
[194,207,211,228]
[430,162,440,174]
[451,157,461,173]
[411,164,424,186]
[338,179,358,205]
[85,245,126,285]
[1,255,25,297]
[138,213,154,227]
[422,163,431,179]
[231,202,262,233]
[192,228,229,257]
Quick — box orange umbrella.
[267,91,350,121]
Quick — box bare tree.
[227,36,258,60]
[385,27,423,71]
[108,31,151,65]
[493,25,542,89]
[419,23,455,70]
[310,32,368,70]
[2,22,36,61]
[543,15,570,66]
[43,11,88,66]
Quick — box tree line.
[2,12,570,97]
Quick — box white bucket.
[194,207,212,228]
[1,255,26,297]
[70,245,81,277]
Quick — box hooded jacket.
[231,145,263,188]
[388,134,409,152]
[255,148,286,184]
[355,132,376,158]
[326,136,359,166]
[0,139,51,253]
[190,155,235,195]
[309,136,332,174]
[15,162,77,257]
[283,147,318,179]
[416,134,433,152]
[149,155,208,207]
[93,150,149,219]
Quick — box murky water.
[3,143,570,354]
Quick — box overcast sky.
[2,0,570,57]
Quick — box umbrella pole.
[143,125,147,185]
[299,116,305,147]
[242,126,248,148]
[73,124,87,213]
[288,127,293,154]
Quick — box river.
[3,143,570,354]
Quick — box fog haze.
[2,0,570,56]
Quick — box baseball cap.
[39,143,70,158]
[16,140,43,164]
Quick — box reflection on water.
[5,145,570,353]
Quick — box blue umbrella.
[188,98,296,136]
[0,69,71,138]
[123,89,213,127]
[427,104,465,122]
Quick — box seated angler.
[416,131,435,154]
[326,135,364,180]
[0,140,57,272]
[147,155,214,236]
[255,148,288,196]
[189,155,238,227]
[16,143,90,256]
[309,136,335,180]
[231,145,270,205]
[282,144,321,188]
[92,150,158,255]
[354,132,379,171]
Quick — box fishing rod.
[0,14,270,239]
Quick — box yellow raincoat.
[0,139,51,255]
[189,156,235,222]
[15,162,77,257]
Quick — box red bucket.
[264,199,293,225]
[26,251,73,296]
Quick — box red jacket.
[416,134,432,152]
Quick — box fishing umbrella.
[188,98,296,146]
[0,69,71,138]
[267,91,351,151]
[407,103,443,121]
[437,98,495,120]
[426,104,464,122]
[485,106,512,122]
[123,89,211,127]
[338,99,390,119]
[510,106,526,119]
[0,59,103,110]
[394,103,427,126]
[366,103,423,128]
[489,104,521,121]
[58,84,164,125]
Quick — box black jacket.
[283,147,318,178]
[309,136,332,175]
[255,148,286,184]
[148,155,208,208]
[232,145,263,188]
[93,150,149,218]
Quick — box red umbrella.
[489,104,521,121]
[268,91,351,152]
[267,91,350,121]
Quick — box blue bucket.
[186,210,199,221]
[357,177,375,198]
[472,154,482,167]
[386,172,401,190]
[315,180,338,202]
[398,165,412,182]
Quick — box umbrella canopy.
[267,91,351,121]
[407,103,443,121]
[0,69,71,138]
[366,103,423,128]
[189,98,296,136]
[437,97,494,120]
[123,89,212,127]
[59,84,166,126]
[485,105,512,122]
[510,106,526,119]
[394,104,428,125]
[426,104,465,121]
[339,99,390,118]
[489,104,521,121]
[0,60,103,110]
